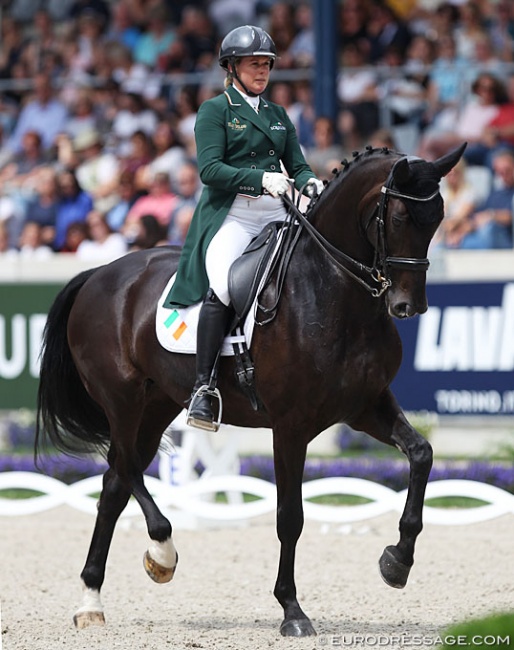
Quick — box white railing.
[1,471,513,527]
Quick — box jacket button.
[251,165,256,169]
[270,165,276,170]
[269,149,274,155]
[250,151,256,157]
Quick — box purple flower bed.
[1,453,513,494]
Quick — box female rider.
[163,25,324,429]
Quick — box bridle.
[281,163,440,299]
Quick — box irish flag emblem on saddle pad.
[156,273,255,356]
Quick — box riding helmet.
[219,25,277,70]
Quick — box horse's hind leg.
[74,397,182,628]
[352,388,433,589]
[272,428,316,637]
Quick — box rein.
[281,167,435,298]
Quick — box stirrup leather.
[186,384,223,432]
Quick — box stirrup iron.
[186,384,223,432]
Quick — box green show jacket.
[163,84,315,308]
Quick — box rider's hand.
[262,172,291,197]
[306,178,325,198]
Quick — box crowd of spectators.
[0,0,514,257]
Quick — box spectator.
[419,73,507,160]
[74,129,120,212]
[111,91,158,157]
[339,0,369,52]
[68,0,111,26]
[168,161,201,245]
[105,0,141,52]
[173,86,199,157]
[76,209,127,260]
[305,116,346,181]
[53,169,93,250]
[133,4,176,68]
[2,72,68,158]
[488,1,514,61]
[64,90,99,140]
[0,222,14,254]
[23,167,61,246]
[458,149,514,249]
[110,43,161,102]
[267,2,296,67]
[178,6,217,71]
[124,213,168,250]
[453,1,487,62]
[120,129,154,179]
[0,131,51,188]
[105,170,143,231]
[124,171,177,228]
[337,43,379,151]
[366,0,412,63]
[139,120,187,191]
[16,221,54,258]
[285,2,315,69]
[436,159,478,248]
[60,220,90,253]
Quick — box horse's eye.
[391,213,407,227]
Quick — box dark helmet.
[219,25,277,70]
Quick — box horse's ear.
[432,142,467,179]
[391,157,411,186]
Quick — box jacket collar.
[224,85,272,138]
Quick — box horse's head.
[377,143,466,318]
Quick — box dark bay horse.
[36,144,465,636]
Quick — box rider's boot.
[187,289,233,430]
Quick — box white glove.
[306,177,324,198]
[262,172,291,197]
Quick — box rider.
[163,25,324,429]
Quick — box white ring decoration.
[1,472,513,525]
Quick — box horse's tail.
[35,268,110,462]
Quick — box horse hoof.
[379,545,412,589]
[73,610,106,629]
[280,618,317,637]
[143,550,178,583]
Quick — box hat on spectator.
[74,129,103,152]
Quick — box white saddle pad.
[156,274,256,356]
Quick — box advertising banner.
[393,281,514,415]
[0,283,63,409]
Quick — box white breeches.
[205,194,287,306]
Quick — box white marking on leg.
[75,583,104,615]
[148,537,177,569]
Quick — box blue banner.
[392,281,514,415]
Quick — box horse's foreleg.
[131,473,178,584]
[74,468,131,629]
[272,433,316,637]
[380,410,432,588]
[353,389,433,589]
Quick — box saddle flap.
[228,221,282,321]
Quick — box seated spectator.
[453,0,487,62]
[60,220,90,253]
[458,149,514,249]
[138,120,186,191]
[76,209,127,260]
[168,161,201,245]
[53,169,93,250]
[124,171,177,228]
[2,72,68,160]
[285,2,315,69]
[418,73,507,160]
[124,213,168,250]
[16,221,54,258]
[436,159,478,248]
[120,129,154,178]
[338,43,380,150]
[305,116,346,181]
[366,0,412,63]
[105,0,141,52]
[105,170,144,232]
[463,73,514,168]
[64,90,99,140]
[111,91,158,157]
[178,6,217,71]
[23,167,61,246]
[0,130,51,190]
[74,129,120,211]
[109,43,161,102]
[133,4,176,68]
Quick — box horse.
[35,143,465,637]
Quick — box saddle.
[226,218,300,410]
